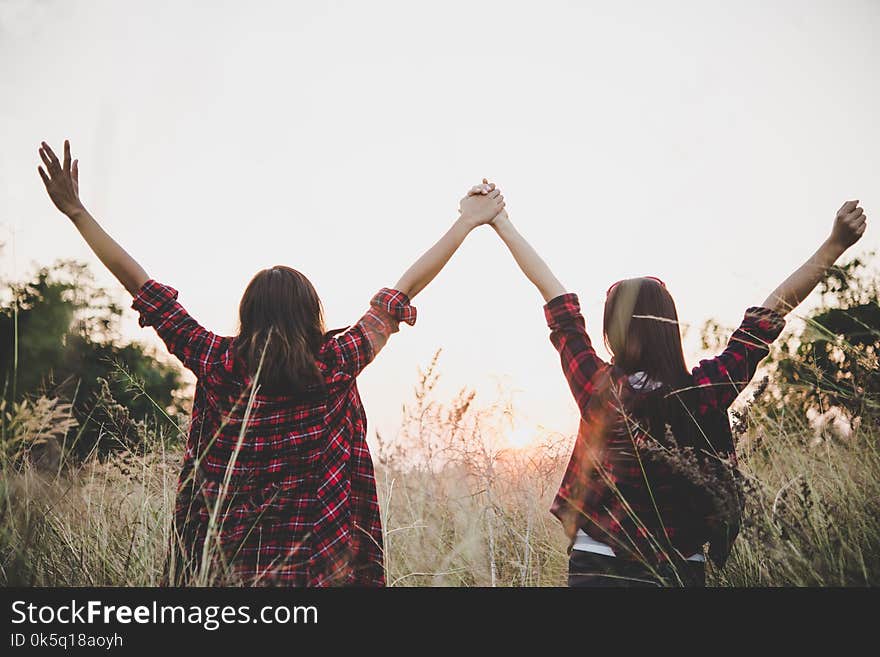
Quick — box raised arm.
[478,182,603,413]
[332,182,505,377]
[761,200,867,315]
[490,207,567,302]
[38,140,149,296]
[692,200,868,412]
[392,185,505,299]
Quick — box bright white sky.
[2,0,879,444]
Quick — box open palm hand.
[38,140,84,218]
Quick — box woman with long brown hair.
[471,180,867,586]
[37,139,506,586]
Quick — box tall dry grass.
[1,349,878,587]
[716,392,880,586]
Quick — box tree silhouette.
[1,260,185,459]
[774,254,880,418]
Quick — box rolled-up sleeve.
[332,288,417,377]
[692,306,786,410]
[132,280,227,377]
[544,293,607,416]
[370,288,417,326]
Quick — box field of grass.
[1,349,878,588]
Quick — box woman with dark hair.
[472,180,867,586]
[37,139,506,586]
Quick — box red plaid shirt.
[546,293,785,566]
[132,280,416,587]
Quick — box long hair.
[603,277,699,446]
[602,278,741,554]
[603,277,690,388]
[235,266,325,394]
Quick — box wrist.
[455,214,480,233]
[823,235,849,260]
[66,205,89,224]
[491,215,514,238]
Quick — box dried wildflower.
[638,426,744,536]
[731,408,748,437]
[753,375,770,401]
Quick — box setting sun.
[2,0,878,601]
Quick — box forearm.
[761,237,846,315]
[393,217,473,299]
[493,218,566,302]
[69,208,150,296]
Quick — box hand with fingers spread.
[830,199,868,250]
[38,140,85,219]
[35,139,149,295]
[459,177,505,228]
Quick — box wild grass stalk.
[1,349,877,586]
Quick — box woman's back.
[544,292,786,566]
[133,279,416,586]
